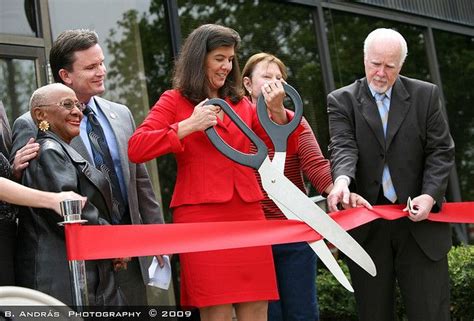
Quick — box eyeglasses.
[36,99,86,111]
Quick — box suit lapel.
[47,132,114,219]
[71,136,92,163]
[69,147,114,220]
[94,97,131,192]
[222,98,234,129]
[386,78,410,148]
[215,115,228,131]
[214,98,231,132]
[357,80,385,149]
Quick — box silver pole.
[59,199,89,311]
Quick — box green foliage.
[435,30,474,201]
[448,245,474,320]
[317,246,474,320]
[316,260,357,320]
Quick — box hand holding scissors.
[205,83,376,290]
[403,195,434,221]
[261,81,287,124]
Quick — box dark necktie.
[83,105,125,224]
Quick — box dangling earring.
[38,120,50,132]
[248,89,252,95]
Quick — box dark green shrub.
[317,245,474,321]
[317,260,357,320]
[448,245,474,320]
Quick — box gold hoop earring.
[38,120,50,132]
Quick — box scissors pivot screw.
[271,179,276,183]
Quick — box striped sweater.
[252,117,333,220]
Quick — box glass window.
[48,0,171,124]
[325,9,430,88]
[176,0,327,196]
[0,1,37,37]
[0,58,37,126]
[434,30,474,202]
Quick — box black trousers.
[346,189,450,321]
[115,212,148,305]
[0,220,16,285]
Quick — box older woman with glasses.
[0,100,86,287]
[16,83,125,307]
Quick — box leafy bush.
[317,245,474,321]
[448,245,474,320]
[317,260,357,320]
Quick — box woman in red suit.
[128,24,296,321]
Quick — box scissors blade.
[271,152,286,174]
[269,152,353,290]
[272,197,354,291]
[309,240,354,292]
[259,157,377,276]
[407,197,419,215]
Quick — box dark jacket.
[11,96,163,286]
[328,75,455,260]
[16,130,125,306]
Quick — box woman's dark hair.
[172,24,244,104]
[49,29,99,84]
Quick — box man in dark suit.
[10,29,164,305]
[326,28,455,321]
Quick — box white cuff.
[334,175,350,186]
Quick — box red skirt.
[173,193,278,307]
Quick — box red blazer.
[129,90,299,208]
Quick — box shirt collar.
[368,85,393,100]
[85,97,99,114]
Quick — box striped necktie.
[375,93,397,203]
[83,105,126,223]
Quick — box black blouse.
[0,152,17,221]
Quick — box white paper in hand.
[148,255,171,290]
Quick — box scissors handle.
[205,98,268,169]
[256,83,303,152]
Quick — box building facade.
[1,0,473,304]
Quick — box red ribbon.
[65,202,473,261]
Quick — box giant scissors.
[205,83,376,290]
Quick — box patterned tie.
[375,93,397,203]
[83,105,126,223]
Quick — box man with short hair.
[11,29,164,305]
[327,28,455,321]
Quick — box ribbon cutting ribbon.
[65,202,473,261]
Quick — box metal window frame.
[287,0,473,36]
[0,44,47,89]
[164,0,182,58]
[0,0,51,86]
